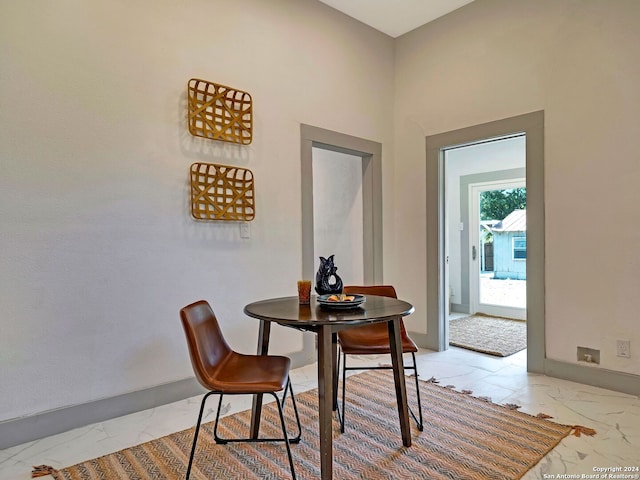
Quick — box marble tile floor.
[1,347,639,480]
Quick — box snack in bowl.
[327,294,355,302]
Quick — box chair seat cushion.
[205,353,291,394]
[338,321,418,355]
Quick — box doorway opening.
[444,135,526,356]
[300,124,384,285]
[471,181,527,318]
[469,180,527,320]
[425,111,545,373]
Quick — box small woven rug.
[50,370,577,480]
[449,314,527,357]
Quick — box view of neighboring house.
[490,209,526,280]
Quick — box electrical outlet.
[616,340,631,358]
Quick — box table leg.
[250,321,271,439]
[388,317,412,447]
[317,325,333,480]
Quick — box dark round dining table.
[244,294,415,480]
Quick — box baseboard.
[544,358,640,397]
[450,304,469,314]
[0,377,205,450]
[408,332,640,397]
[410,331,438,352]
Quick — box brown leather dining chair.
[180,300,301,480]
[337,285,423,433]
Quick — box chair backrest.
[343,285,408,334]
[343,285,397,299]
[180,300,232,389]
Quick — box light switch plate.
[240,222,251,239]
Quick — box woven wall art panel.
[187,78,253,145]
[190,162,255,221]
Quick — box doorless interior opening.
[312,147,365,285]
[300,124,384,286]
[444,135,527,326]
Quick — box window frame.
[512,235,527,260]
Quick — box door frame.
[425,111,545,373]
[300,124,383,284]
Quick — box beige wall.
[393,0,640,374]
[0,0,395,421]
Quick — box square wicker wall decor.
[190,162,255,221]
[187,78,253,145]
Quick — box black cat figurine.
[315,254,343,295]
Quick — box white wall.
[312,148,364,286]
[0,0,395,421]
[392,0,640,374]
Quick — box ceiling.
[317,0,475,38]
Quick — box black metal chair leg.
[212,383,301,444]
[339,352,424,433]
[284,379,303,443]
[410,352,424,431]
[338,350,347,433]
[195,382,300,479]
[273,393,297,480]
[186,391,216,479]
[212,393,228,444]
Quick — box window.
[513,236,526,260]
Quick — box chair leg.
[212,394,228,444]
[338,350,347,433]
[283,379,302,443]
[186,391,216,480]
[203,383,300,480]
[410,352,424,431]
[273,392,297,480]
[212,383,301,444]
[338,352,424,433]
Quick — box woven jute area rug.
[449,314,527,357]
[50,370,579,480]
